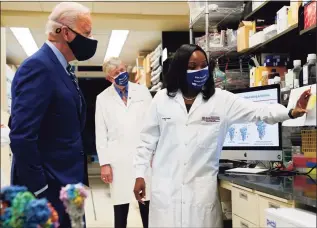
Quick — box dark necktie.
[66,64,82,113]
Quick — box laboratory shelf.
[244,0,288,21]
[239,23,299,55]
[300,24,317,36]
[189,2,244,31]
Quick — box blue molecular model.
[256,121,266,140]
[228,127,235,141]
[240,127,248,141]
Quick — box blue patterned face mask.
[114,71,129,86]
[186,66,210,90]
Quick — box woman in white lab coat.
[133,44,310,227]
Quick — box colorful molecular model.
[240,126,248,141]
[228,127,235,141]
[0,186,59,228]
[59,183,88,228]
[256,121,266,140]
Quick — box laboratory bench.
[218,173,316,228]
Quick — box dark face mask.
[57,27,98,61]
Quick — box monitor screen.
[221,85,283,161]
[224,85,279,147]
[222,85,282,151]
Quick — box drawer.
[232,186,259,225]
[258,195,293,227]
[233,214,257,228]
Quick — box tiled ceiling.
[1,1,190,67]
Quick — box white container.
[263,24,278,40]
[277,6,289,34]
[293,60,302,88]
[274,76,281,84]
[252,0,267,11]
[303,54,317,86]
[249,31,265,47]
[285,69,293,89]
[266,208,316,228]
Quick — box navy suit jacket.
[10,44,87,193]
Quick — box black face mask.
[56,27,98,61]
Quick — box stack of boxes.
[149,44,163,92]
[250,66,287,87]
[301,129,317,175]
[237,1,302,52]
[303,0,317,30]
[134,56,146,86]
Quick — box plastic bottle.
[292,60,302,89]
[300,54,317,87]
[285,69,292,89]
[268,69,279,85]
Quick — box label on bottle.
[303,65,309,85]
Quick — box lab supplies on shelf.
[149,82,163,92]
[148,43,163,89]
[237,21,255,52]
[195,29,238,57]
[249,31,265,48]
[277,6,290,34]
[263,24,278,40]
[300,53,317,86]
[303,0,317,30]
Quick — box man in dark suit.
[9,2,98,227]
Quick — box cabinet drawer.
[258,195,293,227]
[233,214,257,228]
[232,186,259,225]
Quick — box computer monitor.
[221,84,283,161]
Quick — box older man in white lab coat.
[95,57,152,228]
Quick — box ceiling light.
[10,27,38,57]
[104,30,129,60]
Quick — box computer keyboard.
[225,168,268,174]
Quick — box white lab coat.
[1,125,10,147]
[1,124,10,188]
[95,82,153,205]
[134,88,290,227]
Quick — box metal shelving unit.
[188,1,244,54]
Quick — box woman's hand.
[133,178,146,205]
[292,89,312,118]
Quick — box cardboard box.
[237,21,255,52]
[144,55,151,74]
[136,57,144,67]
[288,0,302,26]
[145,72,151,88]
[250,66,287,87]
[277,6,290,34]
[304,1,317,29]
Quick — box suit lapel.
[78,88,86,130]
[40,44,83,124]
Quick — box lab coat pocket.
[151,176,172,209]
[193,176,217,208]
[197,122,220,149]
